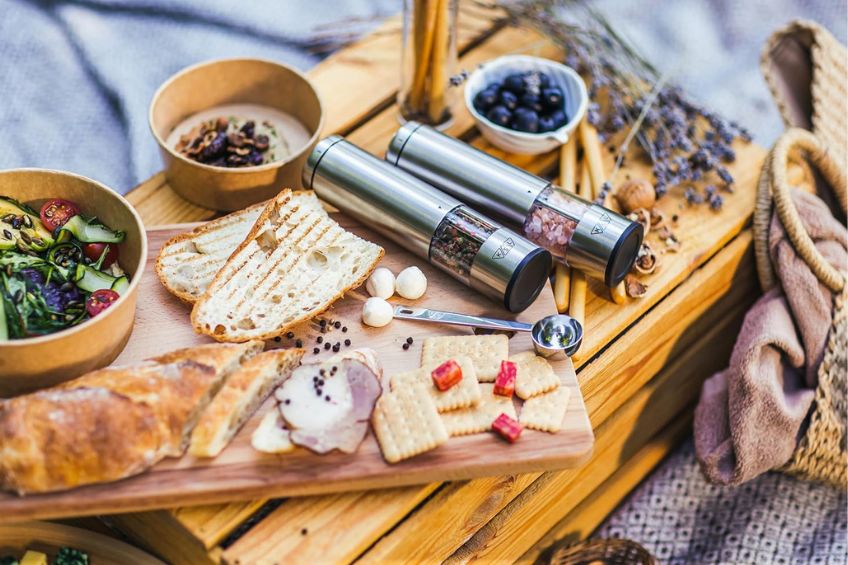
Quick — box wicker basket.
[547,538,656,565]
[759,20,847,489]
[760,19,847,171]
[753,128,847,489]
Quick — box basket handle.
[755,128,846,293]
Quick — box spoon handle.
[393,306,533,333]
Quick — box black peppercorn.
[332,343,340,352]
[334,321,341,329]
[274,336,282,343]
[342,326,348,333]
[344,339,351,346]
[402,343,410,350]
[317,336,323,344]
[313,347,320,354]
[295,339,303,348]
[324,342,331,350]
[406,337,414,344]
[301,528,308,535]
[286,331,295,339]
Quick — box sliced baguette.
[191,189,384,342]
[190,348,304,458]
[156,191,325,303]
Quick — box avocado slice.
[0,196,54,252]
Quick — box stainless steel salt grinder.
[303,135,552,313]
[387,122,643,287]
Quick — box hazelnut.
[615,179,656,214]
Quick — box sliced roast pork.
[275,349,382,454]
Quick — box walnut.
[624,274,648,298]
[634,242,658,275]
[649,208,666,231]
[626,208,651,233]
[615,179,656,214]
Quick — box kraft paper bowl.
[0,169,147,397]
[150,58,325,211]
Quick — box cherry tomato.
[86,289,120,317]
[83,242,120,268]
[40,198,81,232]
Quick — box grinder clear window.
[429,206,496,284]
[523,185,592,260]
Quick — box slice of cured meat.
[276,349,382,454]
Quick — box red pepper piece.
[431,359,463,391]
[492,413,522,443]
[493,360,517,398]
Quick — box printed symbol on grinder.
[591,213,611,235]
[492,238,515,260]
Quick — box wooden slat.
[356,233,756,563]
[220,485,440,565]
[515,412,693,565]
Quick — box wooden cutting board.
[0,215,593,523]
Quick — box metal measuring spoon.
[393,306,583,359]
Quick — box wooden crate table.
[103,3,766,563]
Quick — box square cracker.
[422,334,509,382]
[440,384,517,437]
[372,383,448,463]
[510,351,560,400]
[519,386,571,432]
[390,356,481,412]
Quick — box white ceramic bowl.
[465,55,588,155]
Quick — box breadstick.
[427,0,450,122]
[559,136,578,193]
[578,119,605,200]
[610,281,627,305]
[578,153,592,200]
[569,270,587,329]
[409,0,440,110]
[554,263,570,313]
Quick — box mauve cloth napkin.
[694,188,847,485]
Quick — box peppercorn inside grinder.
[387,122,643,287]
[303,136,552,313]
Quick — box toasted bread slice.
[191,190,384,342]
[190,348,304,458]
[156,191,325,303]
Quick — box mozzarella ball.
[361,297,393,327]
[395,266,427,300]
[365,267,395,299]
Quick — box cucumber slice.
[57,215,125,244]
[0,291,7,341]
[74,264,120,293]
[111,275,129,295]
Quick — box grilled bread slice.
[190,347,304,458]
[191,189,383,342]
[155,191,325,303]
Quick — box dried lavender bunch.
[497,0,751,207]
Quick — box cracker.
[440,384,517,437]
[519,386,571,432]
[510,351,560,400]
[421,334,509,382]
[372,384,448,463]
[390,356,481,412]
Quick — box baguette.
[155,191,325,303]
[190,348,304,458]
[191,189,384,342]
[0,342,263,495]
